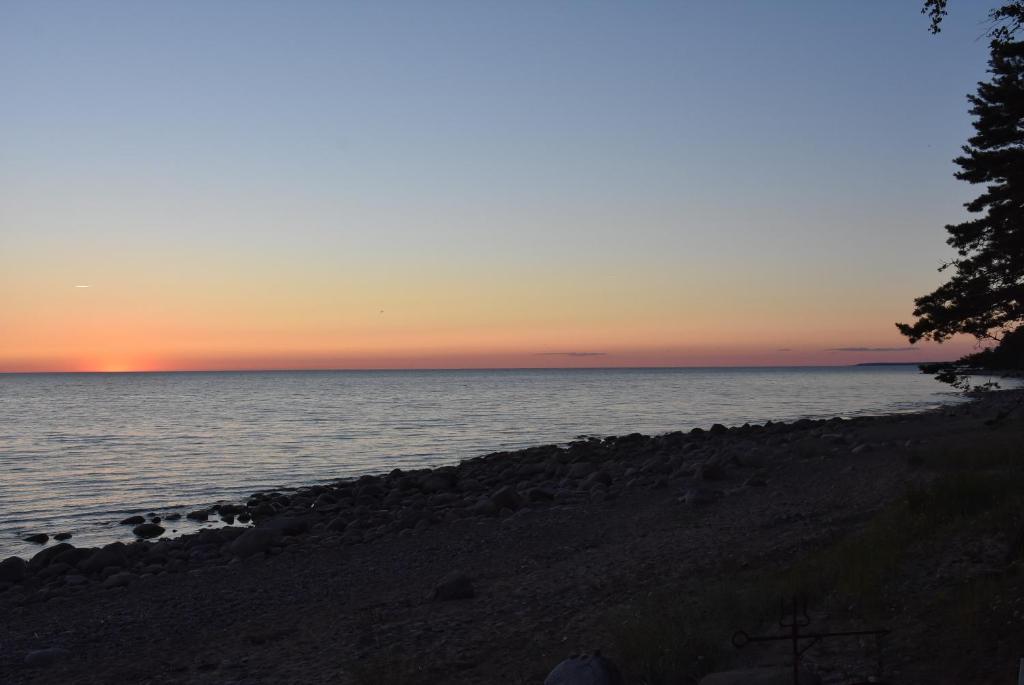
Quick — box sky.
[0,1,1004,372]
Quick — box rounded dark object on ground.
[544,652,624,685]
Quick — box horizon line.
[0,362,940,375]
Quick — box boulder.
[52,546,93,567]
[470,498,498,517]
[516,462,548,477]
[251,502,277,518]
[39,561,71,578]
[395,508,425,530]
[260,516,311,536]
[311,494,337,512]
[102,572,134,589]
[395,476,418,492]
[709,423,728,434]
[186,510,209,521]
[120,515,146,525]
[490,485,522,511]
[28,543,74,571]
[326,516,349,532]
[23,533,48,544]
[697,461,725,481]
[527,486,556,502]
[680,487,717,506]
[432,571,475,600]
[54,532,73,541]
[458,477,483,492]
[217,526,246,542]
[132,523,165,539]
[420,472,456,493]
[0,556,28,582]
[229,528,282,558]
[80,542,128,573]
[24,647,70,668]
[545,652,624,685]
[583,471,614,487]
[699,668,821,685]
[567,462,596,479]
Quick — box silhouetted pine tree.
[898,39,1024,352]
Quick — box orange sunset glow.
[0,2,989,373]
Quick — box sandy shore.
[2,389,1023,684]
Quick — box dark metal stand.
[731,596,890,685]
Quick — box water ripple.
[0,367,1004,557]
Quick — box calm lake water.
[0,366,988,557]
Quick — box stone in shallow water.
[23,533,48,544]
[120,515,145,525]
[53,532,73,541]
[132,523,165,539]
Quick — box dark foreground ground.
[2,390,1024,684]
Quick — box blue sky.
[0,1,1002,370]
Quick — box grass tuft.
[609,433,1024,681]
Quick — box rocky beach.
[2,389,1024,684]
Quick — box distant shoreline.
[854,361,948,366]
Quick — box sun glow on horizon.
[0,3,994,375]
